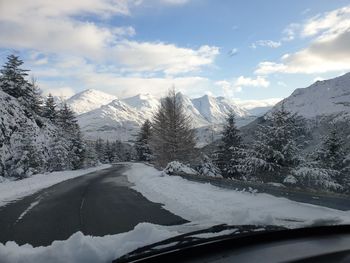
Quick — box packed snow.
[0,223,179,263]
[125,163,350,227]
[0,164,111,207]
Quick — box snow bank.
[0,223,178,263]
[163,161,197,175]
[0,164,111,207]
[125,163,350,227]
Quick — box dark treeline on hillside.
[0,54,96,178]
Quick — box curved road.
[0,164,186,247]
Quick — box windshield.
[0,1,350,262]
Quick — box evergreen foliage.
[150,89,196,167]
[215,111,244,178]
[135,119,152,161]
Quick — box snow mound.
[163,161,198,176]
[0,223,178,263]
[125,163,350,227]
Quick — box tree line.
[0,54,92,178]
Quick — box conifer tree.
[43,94,57,122]
[215,111,244,178]
[243,105,306,181]
[135,119,152,161]
[150,89,196,167]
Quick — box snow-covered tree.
[5,123,44,178]
[48,135,70,171]
[215,111,244,178]
[150,89,196,167]
[42,93,57,122]
[135,119,152,161]
[292,124,349,192]
[198,154,221,177]
[242,106,306,182]
[0,54,41,115]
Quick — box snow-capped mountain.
[192,95,248,123]
[66,89,118,115]
[122,93,160,120]
[271,73,350,119]
[77,99,145,141]
[71,90,275,143]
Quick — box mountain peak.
[67,89,117,115]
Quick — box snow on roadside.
[0,164,111,207]
[125,163,350,227]
[0,223,178,263]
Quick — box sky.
[0,0,350,107]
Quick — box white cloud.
[112,42,219,75]
[282,23,300,41]
[235,76,270,88]
[0,0,218,75]
[159,0,189,5]
[215,76,270,98]
[251,40,281,49]
[41,85,76,98]
[233,98,282,110]
[256,5,350,75]
[215,80,242,97]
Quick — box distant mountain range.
[66,90,275,143]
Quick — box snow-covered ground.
[0,164,111,207]
[0,223,178,263]
[125,163,350,227]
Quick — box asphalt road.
[0,164,187,247]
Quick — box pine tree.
[150,89,196,167]
[316,125,345,170]
[242,106,306,182]
[5,123,44,178]
[70,129,85,170]
[135,119,152,161]
[215,111,244,178]
[0,54,29,98]
[29,77,43,116]
[0,54,39,114]
[43,94,57,122]
[57,102,78,133]
[48,134,70,171]
[95,138,105,162]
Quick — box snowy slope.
[66,89,117,115]
[192,95,248,123]
[272,73,350,119]
[122,94,160,120]
[77,99,145,141]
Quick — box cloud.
[215,76,270,97]
[0,0,218,75]
[233,98,282,110]
[282,23,300,41]
[112,42,219,75]
[235,76,270,88]
[41,85,76,98]
[256,5,350,75]
[250,40,281,49]
[159,0,189,5]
